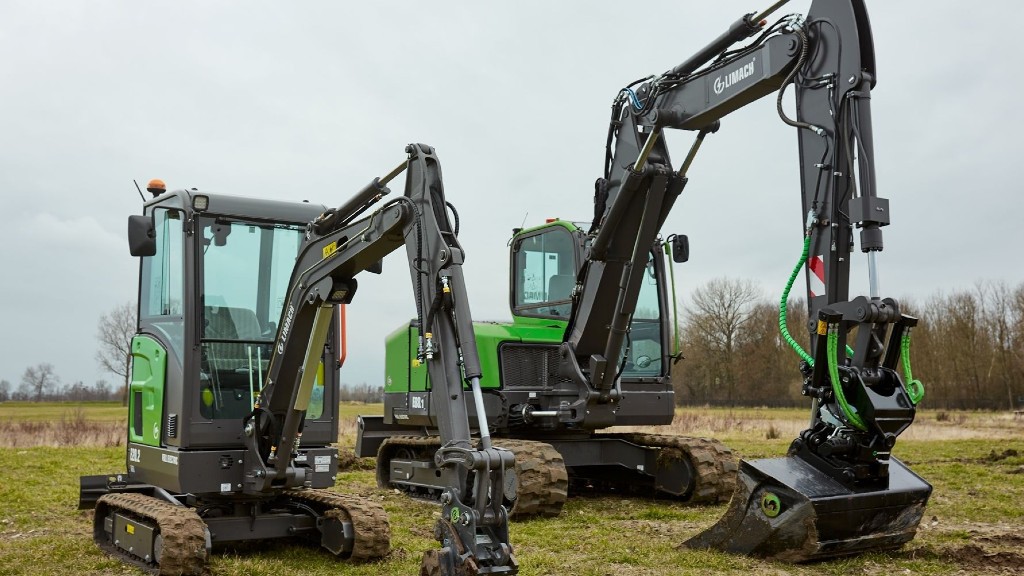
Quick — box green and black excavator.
[358,0,932,561]
[80,144,518,575]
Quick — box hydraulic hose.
[779,235,814,365]
[828,326,867,431]
[779,233,853,363]
[900,332,925,405]
[780,228,863,430]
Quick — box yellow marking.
[322,241,338,259]
[126,524,135,535]
[816,320,827,335]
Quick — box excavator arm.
[563,0,930,560]
[244,144,517,575]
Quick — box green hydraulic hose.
[779,234,854,364]
[780,225,863,430]
[779,236,815,365]
[900,331,925,405]
[828,326,868,431]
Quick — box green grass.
[1,405,1022,574]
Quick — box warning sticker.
[315,455,331,473]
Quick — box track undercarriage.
[375,433,737,518]
[90,487,390,575]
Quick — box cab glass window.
[622,252,664,377]
[197,217,304,419]
[139,208,185,357]
[513,227,576,318]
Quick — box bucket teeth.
[684,456,932,562]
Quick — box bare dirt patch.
[938,544,1024,574]
[911,520,1024,574]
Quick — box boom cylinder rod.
[379,159,409,186]
[469,376,491,450]
[665,0,788,79]
[667,12,762,77]
[634,129,662,173]
[328,160,410,231]
[678,130,709,178]
[678,123,719,178]
[867,251,880,299]
[752,0,791,25]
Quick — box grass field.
[0,402,1021,575]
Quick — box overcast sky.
[1,1,1021,391]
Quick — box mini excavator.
[80,145,517,575]
[358,0,932,561]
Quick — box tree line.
[2,302,383,405]
[672,278,1024,411]
[8,282,1022,411]
[0,363,119,403]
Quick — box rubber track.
[286,489,391,560]
[94,492,207,576]
[376,435,439,490]
[377,436,568,519]
[493,439,568,519]
[603,433,738,503]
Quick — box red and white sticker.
[808,255,826,298]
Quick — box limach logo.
[277,304,295,354]
[713,57,756,95]
[161,453,179,466]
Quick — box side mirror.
[127,215,156,257]
[670,234,689,263]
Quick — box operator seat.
[205,306,262,371]
[545,274,576,317]
[202,306,263,418]
[547,274,575,302]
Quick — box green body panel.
[384,323,428,394]
[383,316,567,393]
[128,335,166,447]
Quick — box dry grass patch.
[0,406,123,448]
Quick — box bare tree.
[22,363,59,402]
[93,379,112,402]
[668,278,1024,409]
[0,379,9,402]
[680,277,762,403]
[96,302,137,405]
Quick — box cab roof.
[146,189,327,225]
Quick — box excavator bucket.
[685,456,932,562]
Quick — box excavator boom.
[592,0,931,559]
[250,144,517,574]
[358,0,929,565]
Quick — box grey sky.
[1,1,1021,390]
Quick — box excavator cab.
[511,221,676,376]
[117,192,340,462]
[360,219,741,522]
[80,190,395,575]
